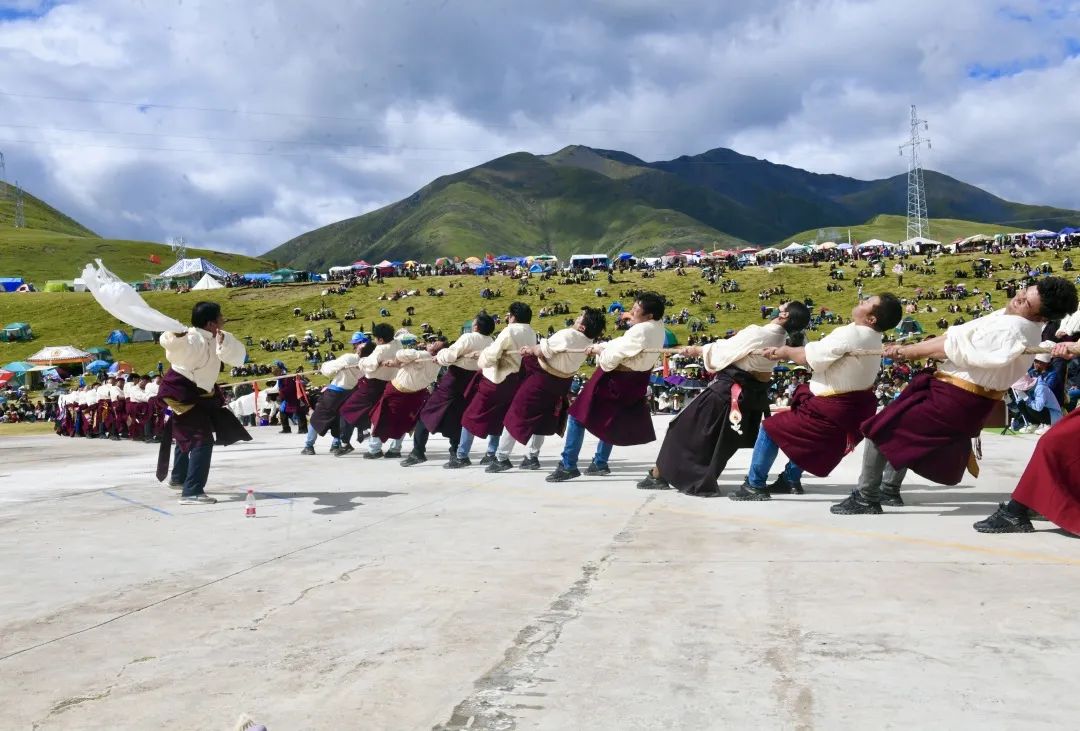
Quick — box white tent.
[159,257,230,279]
[191,273,225,290]
[782,242,808,251]
[858,238,894,249]
[26,345,93,365]
[819,241,837,248]
[756,247,780,257]
[899,236,941,253]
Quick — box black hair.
[1036,277,1079,321]
[635,291,665,320]
[579,307,607,339]
[508,301,533,324]
[781,301,811,333]
[191,301,222,329]
[474,313,496,336]
[372,323,395,343]
[358,341,376,358]
[870,293,904,332]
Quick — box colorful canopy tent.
[617,252,634,261]
[463,257,482,265]
[106,329,132,345]
[270,268,300,283]
[107,361,133,374]
[159,258,229,279]
[243,273,273,281]
[896,316,924,337]
[0,370,13,386]
[26,346,93,365]
[191,273,225,290]
[43,280,72,292]
[663,328,678,347]
[0,322,33,342]
[86,359,111,373]
[1,361,33,374]
[0,277,25,292]
[528,263,545,273]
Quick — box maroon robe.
[1012,408,1080,535]
[762,384,878,477]
[568,368,654,446]
[460,370,522,438]
[861,370,998,486]
[503,355,573,443]
[277,375,308,414]
[309,387,352,435]
[419,364,473,437]
[370,384,429,440]
[339,377,389,429]
[155,369,252,481]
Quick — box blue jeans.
[746,426,802,489]
[304,424,340,450]
[171,442,214,497]
[457,428,499,460]
[560,415,613,471]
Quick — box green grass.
[783,214,1029,245]
[0,183,97,237]
[0,421,54,436]
[0,228,277,285]
[1,246,1065,392]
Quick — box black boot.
[830,490,883,515]
[973,503,1034,533]
[729,480,771,501]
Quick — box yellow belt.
[537,356,575,380]
[933,371,1006,401]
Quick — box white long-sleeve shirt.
[128,384,148,403]
[701,322,786,375]
[436,331,493,371]
[360,341,401,381]
[320,353,362,390]
[804,323,883,395]
[478,323,537,383]
[391,349,443,392]
[159,327,246,392]
[940,309,1044,391]
[538,328,594,377]
[596,319,666,372]
[145,382,159,399]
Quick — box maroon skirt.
[568,368,654,446]
[763,384,878,477]
[419,365,474,437]
[1012,408,1080,535]
[460,371,522,438]
[339,378,389,429]
[861,371,997,485]
[503,355,573,443]
[371,384,429,440]
[310,387,352,435]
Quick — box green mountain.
[0,181,98,237]
[262,143,1079,270]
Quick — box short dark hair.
[781,301,811,333]
[579,307,607,339]
[358,341,376,358]
[1036,277,1079,321]
[372,323,395,343]
[191,301,222,329]
[635,291,665,320]
[870,293,904,332]
[474,313,496,336]
[508,301,533,324]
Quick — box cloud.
[0,0,1079,257]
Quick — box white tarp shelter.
[900,236,942,253]
[858,238,895,249]
[191,273,225,290]
[159,258,230,279]
[26,345,93,365]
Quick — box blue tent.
[617,252,634,261]
[1059,227,1079,235]
[529,263,545,273]
[1,361,33,373]
[244,273,273,282]
[495,255,517,262]
[106,329,132,345]
[475,264,492,274]
[86,360,111,373]
[0,277,25,292]
[607,301,624,313]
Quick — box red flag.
[295,377,311,408]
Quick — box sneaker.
[300,446,316,455]
[485,458,514,473]
[584,461,611,476]
[443,456,472,469]
[335,443,355,457]
[880,490,904,507]
[1034,425,1051,435]
[400,453,427,467]
[385,449,402,459]
[830,490,883,515]
[167,480,184,491]
[519,455,541,470]
[178,494,217,505]
[973,503,1035,533]
[546,465,582,482]
[729,481,771,501]
[363,451,383,459]
[768,474,804,495]
[479,453,496,466]
[636,472,671,490]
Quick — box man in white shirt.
[157,301,250,505]
[547,293,667,482]
[447,303,536,468]
[340,323,400,451]
[401,314,495,466]
[487,308,607,472]
[302,331,368,455]
[729,293,903,501]
[637,301,811,496]
[368,339,447,456]
[833,277,1078,515]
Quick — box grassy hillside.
[783,214,1029,245]
[0,228,277,284]
[0,183,98,238]
[2,246,1068,389]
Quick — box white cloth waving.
[81,259,187,333]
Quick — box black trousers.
[410,420,458,457]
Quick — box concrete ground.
[1,419,1078,730]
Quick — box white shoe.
[1034,425,1050,435]
[178,494,218,505]
[1020,424,1037,434]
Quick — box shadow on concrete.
[220,490,407,515]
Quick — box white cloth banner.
[82,260,187,334]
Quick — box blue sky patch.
[967,55,1049,80]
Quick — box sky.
[1,0,1079,256]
